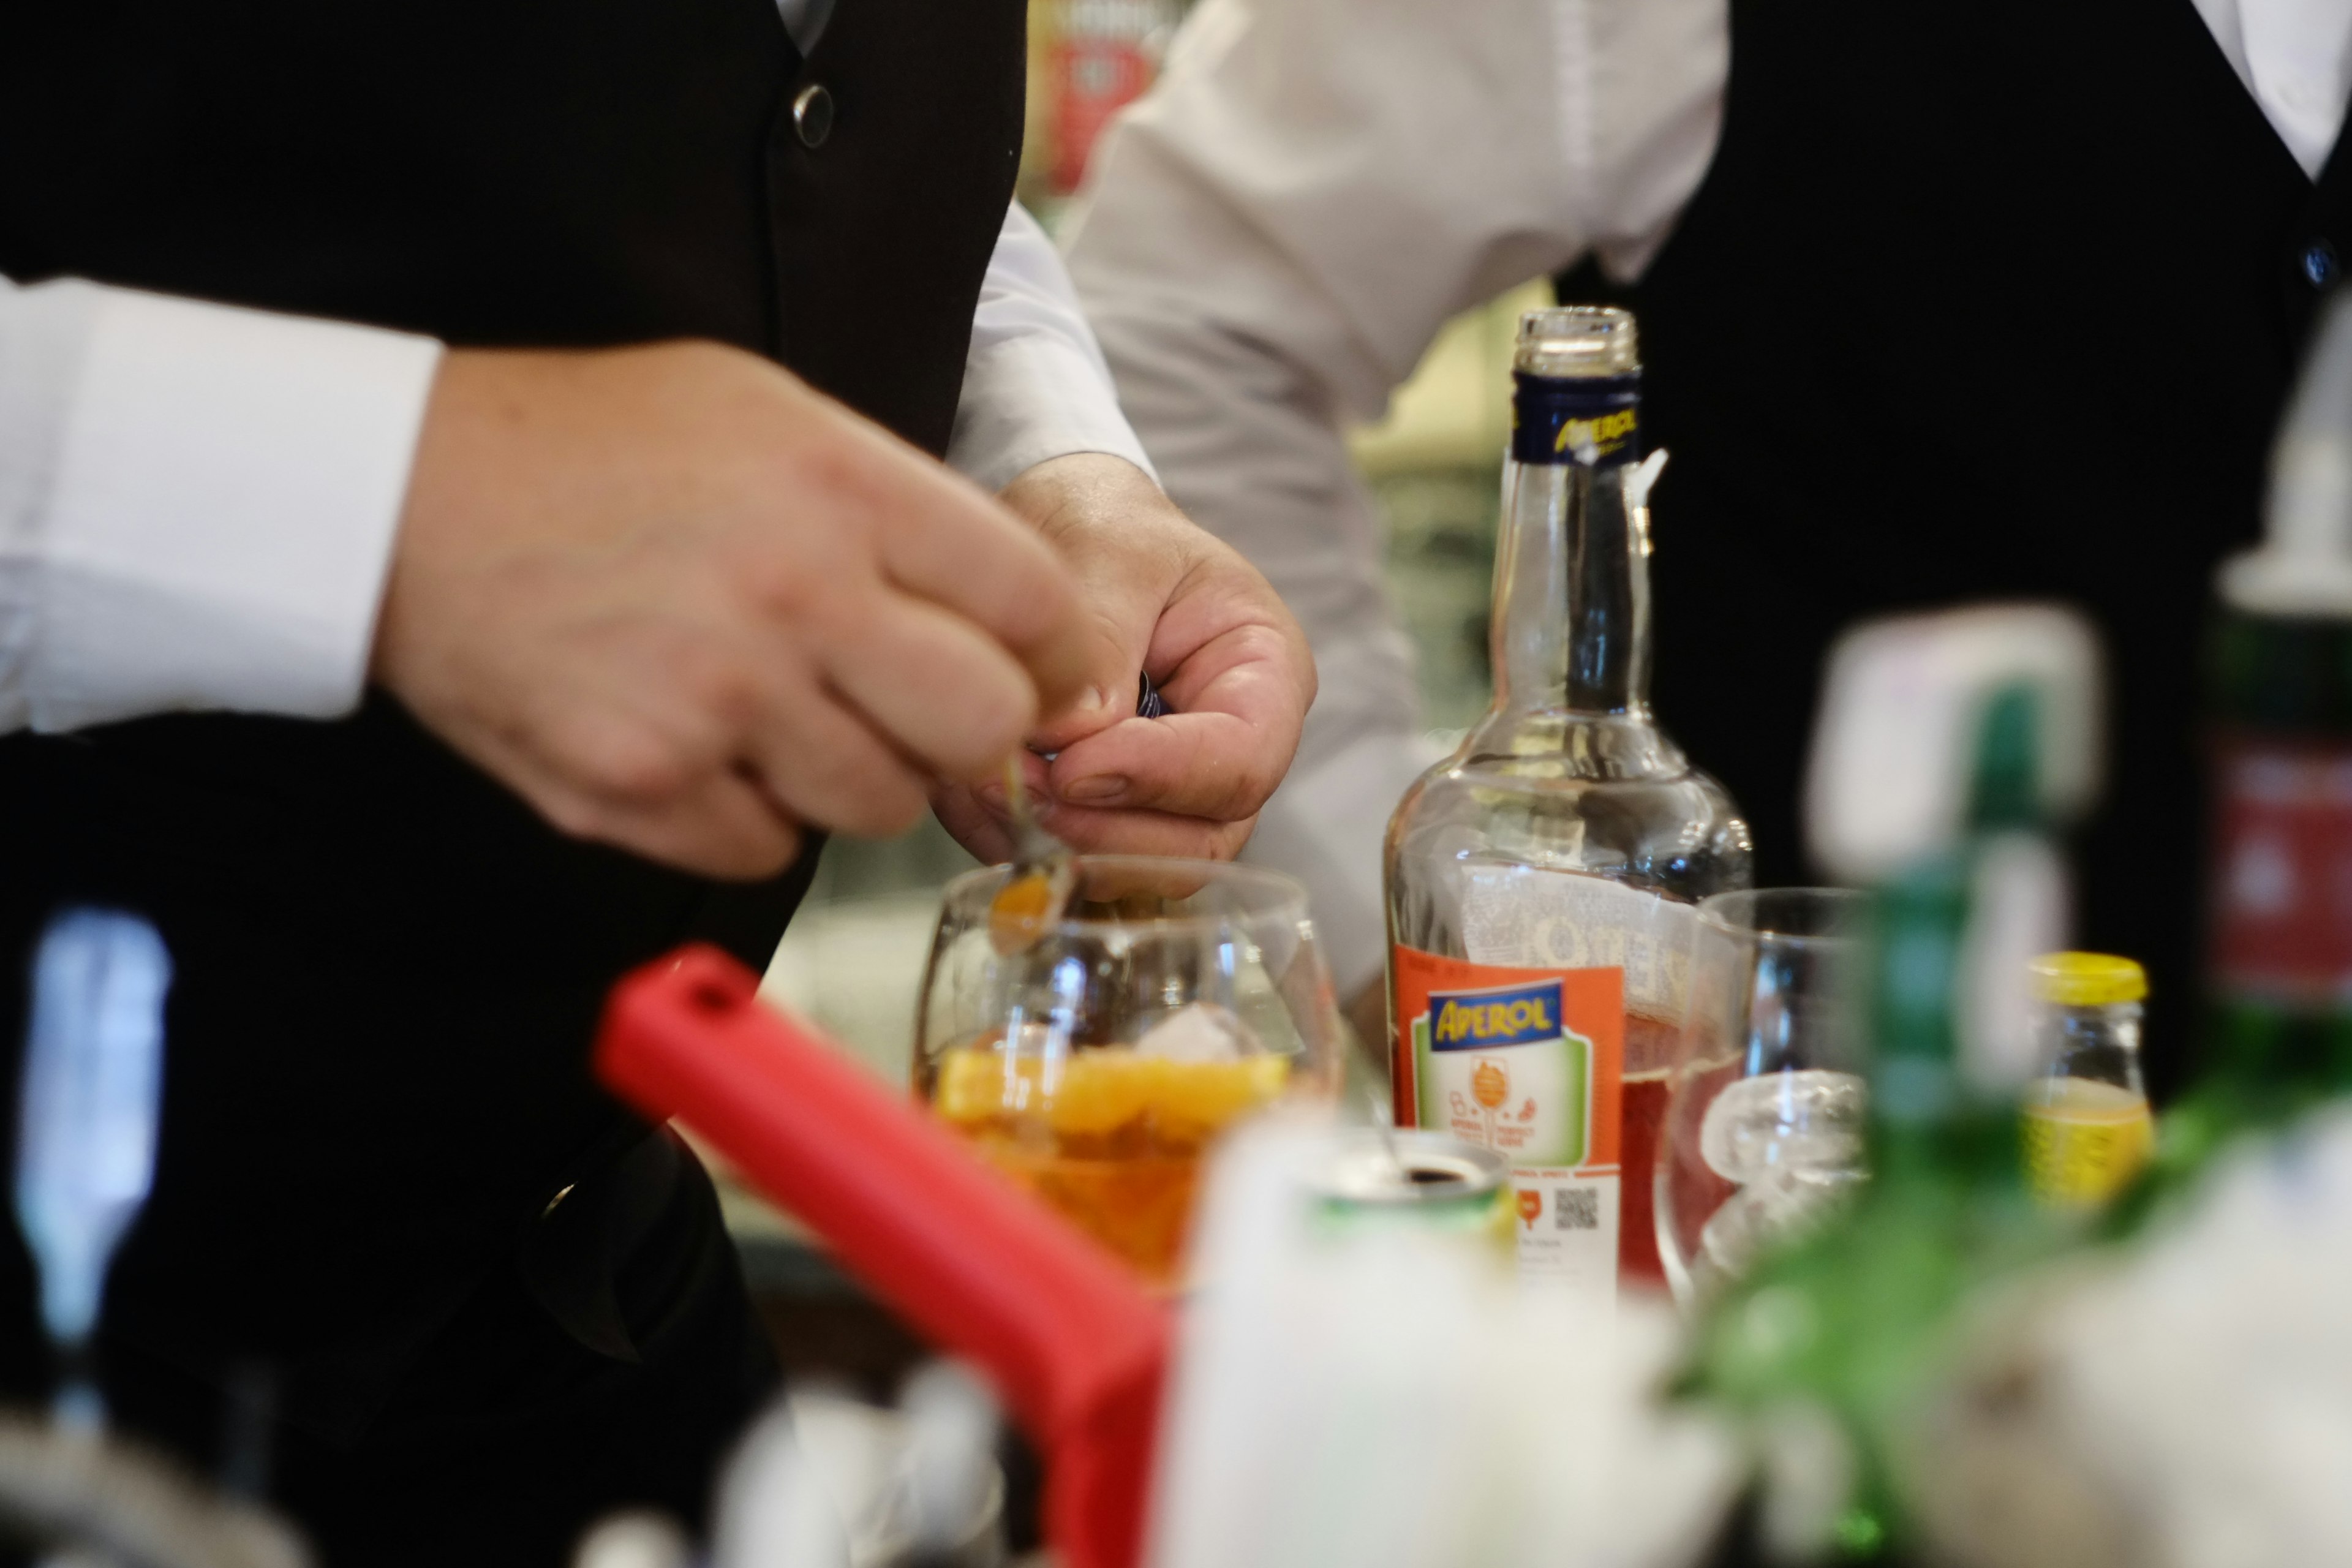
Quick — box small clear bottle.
[1384,307,1751,1295]
[2018,951,2153,1206]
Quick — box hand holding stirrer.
[987,670,1168,954]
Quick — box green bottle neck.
[1866,685,2050,1161]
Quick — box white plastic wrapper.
[1148,1116,1739,1568]
[2040,1107,2352,1568]
[1910,1106,2352,1568]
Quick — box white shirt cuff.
[948,204,1158,494]
[951,329,1160,493]
[26,284,440,733]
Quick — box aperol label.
[1392,947,1623,1291]
[1421,978,1591,1164]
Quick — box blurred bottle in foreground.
[2199,291,2352,1148]
[1687,605,2102,1562]
[15,908,172,1431]
[1385,306,1751,1301]
[2019,952,2152,1208]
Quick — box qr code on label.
[1554,1187,1599,1231]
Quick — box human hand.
[932,453,1314,862]
[374,342,1091,878]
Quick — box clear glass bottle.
[1384,306,1751,1295]
[2017,952,2153,1207]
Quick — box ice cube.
[1697,1069,1866,1185]
[1133,1003,1254,1063]
[1698,1167,1862,1281]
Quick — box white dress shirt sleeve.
[1061,0,1726,994]
[946,202,1159,494]
[0,274,440,735]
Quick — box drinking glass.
[1655,888,1869,1308]
[914,857,1344,1288]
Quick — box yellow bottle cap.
[2028,951,2147,1007]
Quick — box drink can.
[1305,1129,1515,1261]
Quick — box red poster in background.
[2209,737,2352,999]
[1049,39,1153,195]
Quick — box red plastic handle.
[594,945,1168,1568]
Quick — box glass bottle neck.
[1490,372,1651,717]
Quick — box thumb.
[1030,665,1147,754]
[1028,590,1154,750]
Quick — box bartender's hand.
[374,342,1093,878]
[932,453,1314,862]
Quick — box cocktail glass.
[915,857,1343,1288]
[1656,888,1869,1308]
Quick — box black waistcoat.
[0,0,1022,1438]
[1578,0,2351,1082]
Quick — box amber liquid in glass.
[1617,1007,1686,1288]
[929,1038,1287,1288]
[1619,1068,1672,1287]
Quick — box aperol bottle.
[1384,307,1751,1298]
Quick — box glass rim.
[1697,886,1868,944]
[939,854,1310,935]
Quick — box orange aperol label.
[1393,947,1626,1287]
[1390,947,1623,1172]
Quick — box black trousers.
[99,1140,780,1567]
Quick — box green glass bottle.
[2187,292,2352,1174]
[1684,612,2101,1563]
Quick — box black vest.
[0,0,1022,1439]
[1570,0,2351,1083]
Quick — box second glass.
[914,857,1343,1289]
[1656,888,1868,1307]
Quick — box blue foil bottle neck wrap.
[1509,370,1642,468]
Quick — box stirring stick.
[989,755,1077,955]
[987,674,1167,955]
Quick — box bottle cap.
[2220,292,2352,616]
[1513,307,1638,377]
[2028,951,2146,1007]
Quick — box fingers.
[382,342,1106,879]
[576,772,806,880]
[1019,795,1257,861]
[955,750,1253,860]
[993,463,1313,833]
[820,595,1042,782]
[1044,625,1307,819]
[1042,710,1268,820]
[930,785,1020,865]
[861,464,1095,718]
[737,666,932,840]
[503,741,806,880]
